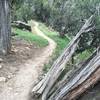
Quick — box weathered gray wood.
[0,0,11,55]
[47,61,87,98]
[48,49,100,100]
[13,21,31,31]
[66,67,100,100]
[32,15,95,100]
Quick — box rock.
[0,65,2,69]
[7,73,14,79]
[0,77,6,82]
[8,87,13,90]
[14,92,19,96]
[7,75,11,79]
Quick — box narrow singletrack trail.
[0,21,56,100]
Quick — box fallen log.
[66,68,100,100]
[12,21,31,31]
[32,15,95,100]
[47,59,92,98]
[48,49,100,100]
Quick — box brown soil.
[0,37,43,91]
[0,21,56,100]
[0,38,41,77]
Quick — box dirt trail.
[0,21,56,100]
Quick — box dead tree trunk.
[48,49,100,100]
[0,0,11,55]
[12,21,31,31]
[32,15,95,100]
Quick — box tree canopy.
[11,0,100,53]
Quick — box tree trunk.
[48,49,100,100]
[0,0,11,55]
[32,15,95,100]
[12,21,31,32]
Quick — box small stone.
[8,87,13,90]
[7,75,11,79]
[0,65,2,69]
[14,92,19,96]
[7,73,13,79]
[0,77,6,82]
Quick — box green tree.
[32,0,100,52]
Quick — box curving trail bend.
[0,21,56,100]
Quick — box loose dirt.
[0,21,56,100]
